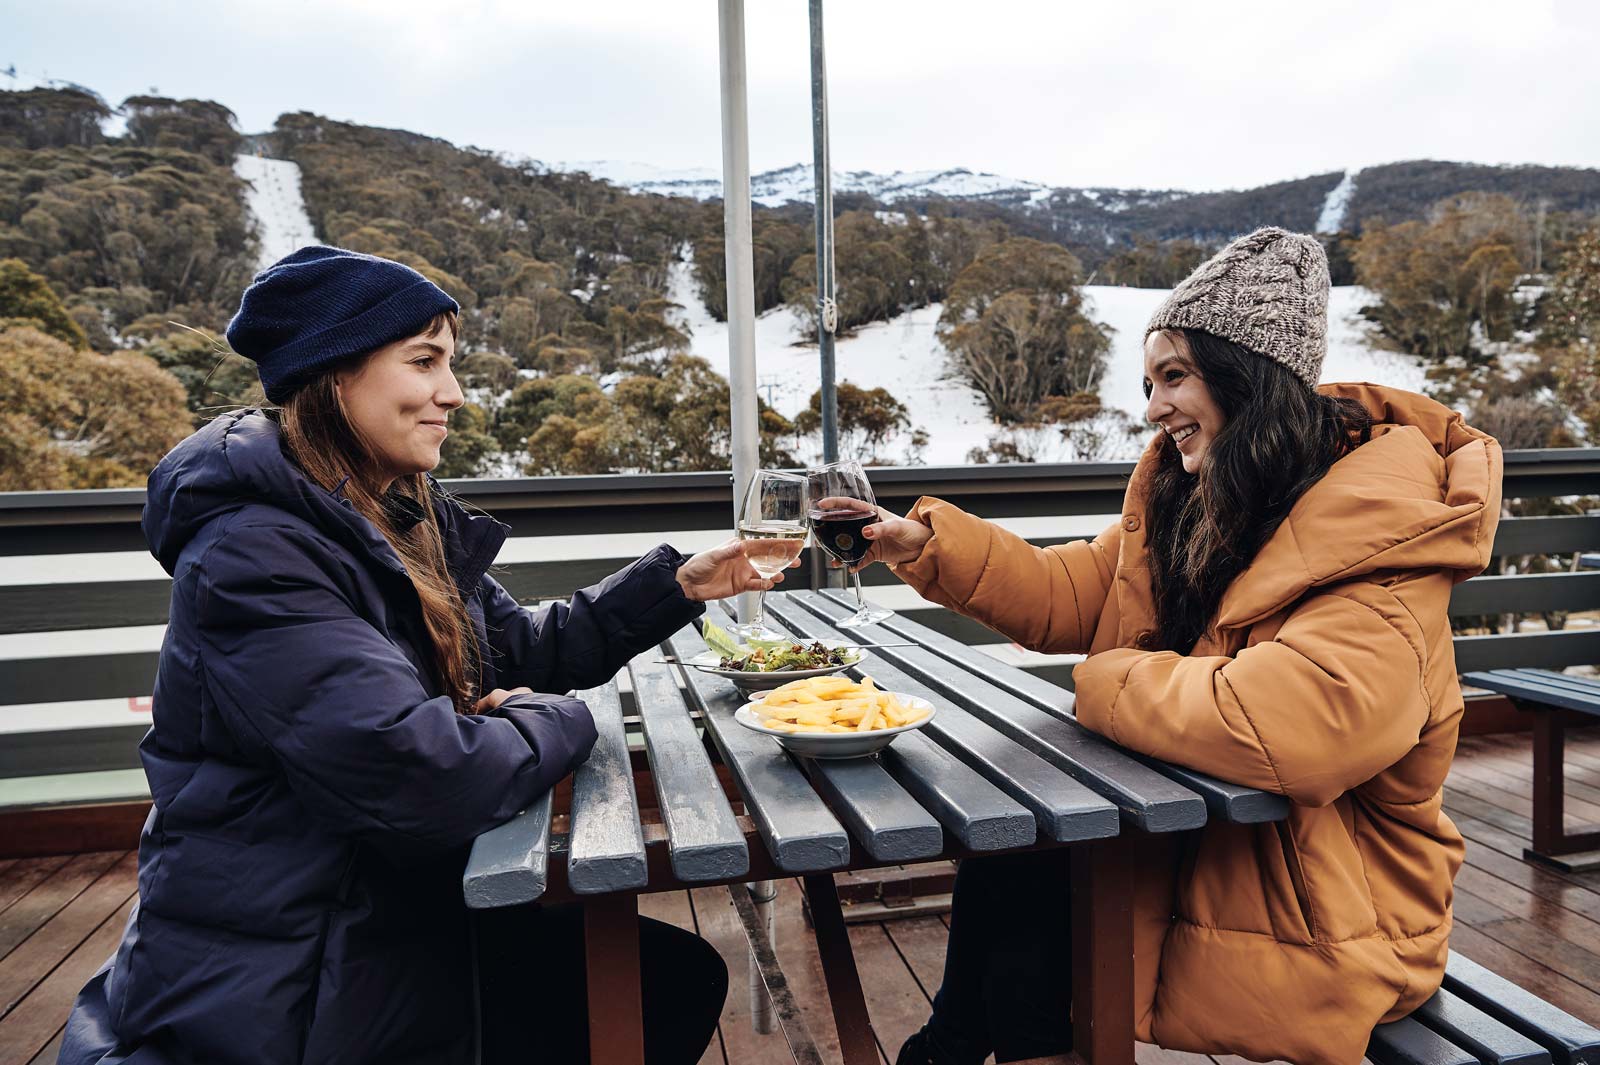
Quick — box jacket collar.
[1120,383,1502,632]
[143,409,507,598]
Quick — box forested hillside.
[2,84,1599,491]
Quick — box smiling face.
[1143,330,1226,474]
[334,320,463,490]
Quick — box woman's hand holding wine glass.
[675,540,794,602]
[811,496,932,571]
[804,460,899,628]
[727,469,808,640]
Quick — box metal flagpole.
[717,0,776,1036]
[718,0,759,616]
[810,0,839,466]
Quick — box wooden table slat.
[765,598,1118,845]
[821,590,1287,826]
[875,731,1039,851]
[463,791,553,909]
[628,654,750,882]
[667,624,851,873]
[566,681,649,895]
[795,592,1206,830]
[792,756,947,865]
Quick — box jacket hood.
[1131,383,1503,631]
[142,409,505,587]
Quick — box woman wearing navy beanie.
[60,246,760,1065]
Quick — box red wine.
[809,508,875,564]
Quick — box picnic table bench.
[463,590,1600,1065]
[1461,669,1600,871]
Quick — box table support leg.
[1524,709,1600,870]
[585,892,644,1065]
[748,879,778,1033]
[803,872,881,1065]
[1071,836,1135,1065]
[1532,709,1565,858]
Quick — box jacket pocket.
[1176,822,1313,943]
[298,851,359,1060]
[1274,821,1318,940]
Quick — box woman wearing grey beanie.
[830,228,1503,1065]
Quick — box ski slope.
[234,154,319,269]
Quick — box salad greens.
[701,619,859,673]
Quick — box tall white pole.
[810,0,839,465]
[718,0,775,1037]
[719,0,759,585]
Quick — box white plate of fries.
[733,674,936,760]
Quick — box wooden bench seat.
[1367,953,1600,1065]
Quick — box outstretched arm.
[852,495,1122,656]
[481,539,791,694]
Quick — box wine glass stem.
[850,570,867,610]
[748,589,767,629]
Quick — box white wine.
[738,522,807,577]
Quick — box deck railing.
[2,449,1598,812]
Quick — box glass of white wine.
[729,470,809,642]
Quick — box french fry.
[750,676,929,735]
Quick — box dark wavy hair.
[1143,329,1373,655]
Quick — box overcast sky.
[6,0,1598,191]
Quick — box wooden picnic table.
[462,588,1289,1065]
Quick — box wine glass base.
[836,606,894,629]
[727,621,788,642]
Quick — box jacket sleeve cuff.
[498,692,599,789]
[1071,647,1146,744]
[894,497,988,604]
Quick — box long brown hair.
[1144,329,1372,655]
[278,311,480,713]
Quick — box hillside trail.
[233,154,319,269]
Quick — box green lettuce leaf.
[700,618,745,659]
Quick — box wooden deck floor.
[6,729,1600,1065]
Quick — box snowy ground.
[233,155,319,269]
[668,259,1427,466]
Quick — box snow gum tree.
[0,324,193,490]
[937,238,1111,423]
[1352,193,1531,402]
[1545,227,1600,442]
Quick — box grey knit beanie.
[1145,226,1329,388]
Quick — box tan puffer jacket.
[894,384,1502,1065]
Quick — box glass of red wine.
[805,459,893,629]
[729,469,809,641]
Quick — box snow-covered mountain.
[549,158,1352,242]
[556,159,1064,209]
[221,149,1424,468]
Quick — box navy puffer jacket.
[60,409,704,1065]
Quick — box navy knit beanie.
[226,245,460,403]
